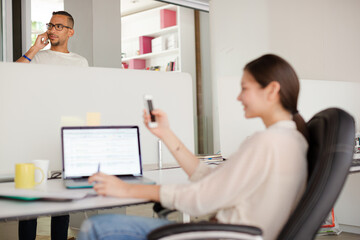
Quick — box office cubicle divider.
[0,62,195,175]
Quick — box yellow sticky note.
[60,116,85,127]
[87,112,101,126]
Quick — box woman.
[78,54,309,240]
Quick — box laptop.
[61,126,155,189]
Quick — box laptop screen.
[62,126,142,179]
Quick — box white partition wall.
[299,80,360,126]
[0,62,194,174]
[213,77,360,159]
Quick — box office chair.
[148,108,355,240]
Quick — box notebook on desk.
[61,126,155,189]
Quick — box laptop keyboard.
[119,175,137,180]
[71,176,137,181]
[72,178,88,182]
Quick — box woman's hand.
[143,109,170,139]
[89,172,131,198]
[143,108,199,177]
[89,172,161,201]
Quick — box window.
[31,0,63,46]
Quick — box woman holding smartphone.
[78,54,309,240]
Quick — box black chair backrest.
[277,108,355,240]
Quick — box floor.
[1,203,359,239]
[316,233,360,239]
[36,204,360,240]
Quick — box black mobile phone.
[144,94,158,128]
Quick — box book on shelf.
[165,57,179,72]
[166,33,178,49]
[166,61,174,71]
[152,36,166,53]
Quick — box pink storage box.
[139,36,154,55]
[160,9,177,29]
[129,59,146,69]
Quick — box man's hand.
[16,32,49,63]
[33,32,49,51]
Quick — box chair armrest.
[147,222,263,240]
[153,202,177,219]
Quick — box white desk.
[0,167,188,221]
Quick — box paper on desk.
[0,182,97,201]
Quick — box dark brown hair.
[52,11,74,28]
[244,54,309,142]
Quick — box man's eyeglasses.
[46,23,72,31]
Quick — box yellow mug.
[15,163,44,189]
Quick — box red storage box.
[129,59,146,69]
[160,9,177,29]
[139,36,154,55]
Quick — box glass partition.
[0,0,3,61]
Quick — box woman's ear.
[266,81,281,101]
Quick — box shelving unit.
[122,26,178,42]
[122,48,179,61]
[121,4,196,76]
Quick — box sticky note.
[60,116,85,127]
[86,112,101,126]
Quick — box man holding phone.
[16,11,88,66]
[16,10,87,240]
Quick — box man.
[16,11,88,66]
[16,11,88,240]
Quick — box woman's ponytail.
[293,112,309,143]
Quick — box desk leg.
[182,213,190,223]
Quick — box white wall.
[267,0,360,82]
[92,0,122,68]
[210,0,270,154]
[65,0,122,68]
[210,0,360,155]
